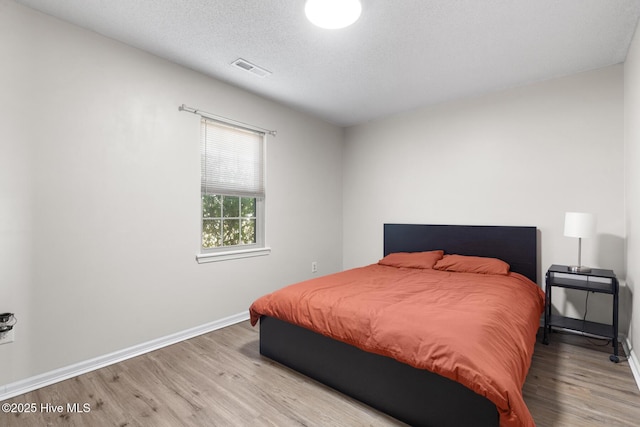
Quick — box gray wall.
[624,18,640,378]
[0,0,343,386]
[343,65,625,326]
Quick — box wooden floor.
[2,322,639,426]
[523,330,640,426]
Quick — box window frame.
[201,195,260,249]
[196,118,270,264]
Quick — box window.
[198,117,268,262]
[202,195,257,248]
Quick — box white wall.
[344,66,625,326]
[624,19,640,368]
[0,0,343,386]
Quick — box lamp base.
[568,265,591,273]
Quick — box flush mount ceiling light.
[305,0,362,29]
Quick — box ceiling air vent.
[231,58,272,78]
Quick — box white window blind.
[200,118,265,198]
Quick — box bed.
[250,224,542,427]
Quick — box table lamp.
[564,212,596,273]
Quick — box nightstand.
[543,264,619,363]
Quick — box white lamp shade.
[564,212,596,238]
[305,0,362,29]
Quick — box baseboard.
[0,311,249,402]
[623,337,640,392]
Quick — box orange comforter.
[250,264,544,427]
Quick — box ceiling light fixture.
[305,0,362,30]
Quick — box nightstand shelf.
[547,314,614,339]
[547,276,614,293]
[543,264,619,363]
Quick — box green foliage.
[202,194,222,218]
[202,195,256,249]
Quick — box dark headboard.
[384,224,537,283]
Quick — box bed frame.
[259,224,537,427]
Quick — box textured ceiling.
[15,0,640,126]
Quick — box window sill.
[196,247,271,264]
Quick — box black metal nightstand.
[543,264,619,363]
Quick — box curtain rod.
[179,104,277,137]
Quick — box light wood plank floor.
[2,322,639,426]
